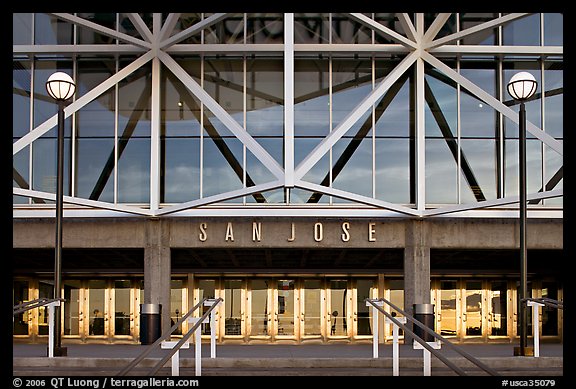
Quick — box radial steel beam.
[50,13,152,49]
[295,51,419,181]
[159,51,285,180]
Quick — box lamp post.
[46,72,76,357]
[507,71,537,357]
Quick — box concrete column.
[404,219,431,343]
[144,218,171,335]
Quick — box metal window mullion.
[456,59,461,204]
[28,58,34,204]
[200,55,204,199]
[71,60,77,198]
[498,59,505,199]
[415,57,426,212]
[243,55,247,205]
[540,58,546,206]
[284,13,295,188]
[114,60,119,204]
[372,55,376,199]
[150,56,161,212]
[329,55,333,205]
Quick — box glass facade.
[12,13,562,215]
[12,13,563,346]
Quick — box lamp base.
[513,346,534,356]
[47,346,68,357]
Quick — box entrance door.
[300,279,323,340]
[87,280,108,337]
[274,279,296,339]
[437,280,459,338]
[63,280,82,338]
[327,279,350,338]
[13,280,30,337]
[463,280,484,339]
[354,279,376,338]
[488,280,508,337]
[223,279,245,338]
[249,279,272,339]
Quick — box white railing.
[366,298,499,376]
[13,298,65,358]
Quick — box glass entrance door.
[300,279,323,340]
[249,279,272,339]
[274,279,296,339]
[87,280,108,337]
[327,279,350,338]
[223,279,245,338]
[354,279,375,337]
[488,280,508,337]
[463,280,484,338]
[63,280,82,337]
[437,280,459,338]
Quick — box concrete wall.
[13,216,563,335]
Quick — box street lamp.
[46,72,76,357]
[507,71,537,357]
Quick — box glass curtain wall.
[12,13,563,210]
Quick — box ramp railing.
[117,297,223,377]
[366,297,499,376]
[524,297,563,357]
[13,298,65,358]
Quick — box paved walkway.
[13,342,564,359]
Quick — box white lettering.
[368,222,376,242]
[252,222,262,241]
[341,222,350,242]
[199,222,207,242]
[225,222,234,241]
[314,222,323,242]
[287,222,295,242]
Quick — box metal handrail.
[523,297,563,310]
[13,298,65,315]
[117,298,208,376]
[366,298,499,376]
[117,297,223,376]
[145,298,222,376]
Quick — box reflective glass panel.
[38,280,53,336]
[13,13,32,44]
[294,13,329,43]
[13,280,30,335]
[76,59,116,201]
[490,281,507,336]
[503,14,540,46]
[425,138,458,204]
[34,13,73,45]
[250,280,269,336]
[465,281,483,336]
[115,280,131,336]
[277,280,295,336]
[88,280,106,336]
[224,280,242,335]
[356,279,374,336]
[198,279,216,335]
[170,280,183,335]
[329,280,348,336]
[541,282,559,336]
[544,14,563,46]
[302,279,322,336]
[458,13,498,45]
[63,280,81,336]
[246,14,284,44]
[439,280,457,337]
[13,60,31,138]
[77,13,117,44]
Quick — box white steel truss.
[13,12,563,218]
